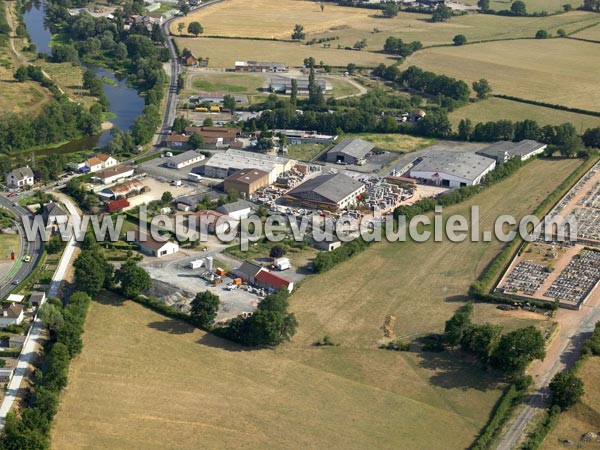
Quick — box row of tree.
[0,292,93,449]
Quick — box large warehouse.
[203,150,296,183]
[326,138,375,165]
[285,172,365,211]
[410,152,496,187]
[224,169,270,196]
[476,140,547,163]
[165,150,205,169]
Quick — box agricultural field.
[171,0,600,50]
[407,39,600,112]
[188,72,265,94]
[460,0,582,13]
[541,357,600,449]
[51,158,580,450]
[571,22,600,41]
[176,37,394,68]
[449,97,600,130]
[344,133,434,153]
[0,233,19,260]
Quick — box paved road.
[0,196,81,428]
[0,196,44,298]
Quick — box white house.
[85,153,118,173]
[93,165,135,184]
[5,166,34,189]
[0,303,24,328]
[135,232,179,257]
[215,199,255,221]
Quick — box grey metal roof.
[411,152,496,182]
[9,166,34,179]
[216,199,255,214]
[234,260,264,278]
[327,138,375,159]
[168,150,203,165]
[288,173,365,204]
[477,140,546,159]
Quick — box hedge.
[521,406,562,450]
[493,94,600,118]
[472,383,528,450]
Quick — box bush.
[535,29,549,39]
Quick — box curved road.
[0,196,44,298]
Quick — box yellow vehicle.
[23,255,31,262]
[194,107,208,112]
[209,105,221,113]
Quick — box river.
[22,1,145,152]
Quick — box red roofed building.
[107,198,130,213]
[254,270,294,293]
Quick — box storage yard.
[497,161,600,309]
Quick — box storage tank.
[205,256,213,272]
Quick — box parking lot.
[139,153,209,182]
[141,251,262,322]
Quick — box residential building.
[0,303,24,328]
[233,261,265,283]
[476,140,548,163]
[29,291,46,308]
[85,153,118,172]
[135,232,180,257]
[410,151,496,187]
[5,166,34,188]
[285,173,366,211]
[216,199,255,220]
[224,169,270,196]
[166,134,190,149]
[93,165,135,184]
[40,202,68,230]
[175,191,221,212]
[326,138,375,165]
[254,270,294,293]
[166,150,205,169]
[182,51,199,67]
[235,61,288,73]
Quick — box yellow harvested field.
[51,159,581,450]
[344,133,434,152]
[407,39,600,112]
[450,97,600,130]
[176,37,394,67]
[541,357,600,449]
[172,0,599,49]
[572,23,600,41]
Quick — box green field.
[461,0,582,13]
[190,73,265,94]
[285,142,327,161]
[541,357,600,449]
[450,97,600,130]
[0,233,19,260]
[50,158,581,450]
[344,133,434,153]
[407,39,600,112]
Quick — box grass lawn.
[328,77,361,97]
[51,158,582,450]
[176,37,394,68]
[0,234,19,260]
[541,356,600,449]
[344,133,434,153]
[285,143,327,161]
[406,39,600,112]
[189,73,265,94]
[449,97,600,130]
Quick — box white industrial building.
[165,150,205,169]
[476,140,547,163]
[135,232,180,257]
[93,165,135,184]
[203,149,296,184]
[410,152,496,188]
